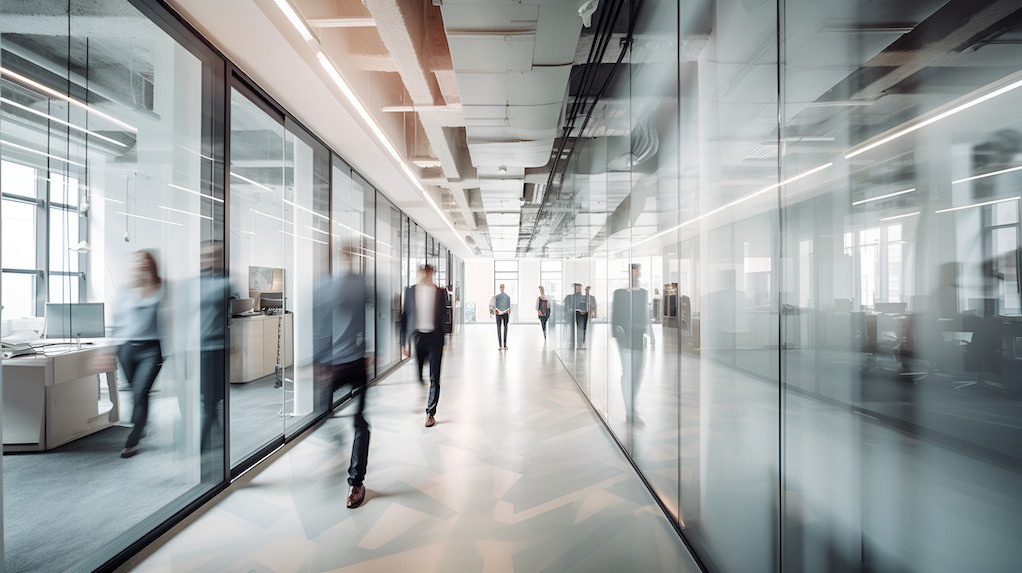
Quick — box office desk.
[229,313,293,383]
[3,343,120,452]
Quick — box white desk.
[2,343,120,452]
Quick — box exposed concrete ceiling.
[165,0,475,259]
[286,0,587,258]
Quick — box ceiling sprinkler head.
[578,0,598,28]
[498,165,507,174]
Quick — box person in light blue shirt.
[494,284,511,349]
[111,250,165,458]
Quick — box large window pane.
[1,273,35,320]
[2,199,36,269]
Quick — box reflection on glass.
[547,0,1022,570]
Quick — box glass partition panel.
[283,117,329,436]
[781,0,1022,570]
[626,0,681,519]
[375,192,402,372]
[329,157,356,403]
[352,171,375,380]
[1,0,226,569]
[228,86,285,467]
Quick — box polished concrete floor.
[128,324,700,572]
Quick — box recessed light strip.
[115,211,184,227]
[935,196,1020,214]
[0,66,137,133]
[314,51,473,254]
[251,209,290,224]
[879,211,919,222]
[627,163,833,251]
[1,139,85,167]
[0,97,128,148]
[952,165,1022,185]
[284,199,328,221]
[229,171,275,192]
[852,187,915,206]
[160,205,213,221]
[272,0,317,42]
[169,183,224,203]
[846,74,1022,159]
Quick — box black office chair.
[955,314,1005,394]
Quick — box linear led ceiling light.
[229,171,274,192]
[169,183,224,203]
[116,211,183,227]
[626,163,833,251]
[314,51,473,253]
[160,205,213,221]
[952,164,1022,185]
[1,139,85,167]
[852,187,915,206]
[283,198,328,221]
[935,196,1020,214]
[0,66,137,133]
[846,73,1022,159]
[880,211,919,222]
[272,0,317,42]
[0,97,128,148]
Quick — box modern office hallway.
[126,324,700,572]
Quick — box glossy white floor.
[125,324,701,572]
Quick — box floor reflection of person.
[112,251,166,458]
[313,243,371,509]
[536,286,551,339]
[612,263,654,428]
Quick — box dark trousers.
[200,348,225,464]
[540,315,549,336]
[496,313,509,346]
[322,360,370,487]
[118,341,163,448]
[414,331,444,415]
[576,312,589,344]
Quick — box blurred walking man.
[314,243,371,508]
[401,265,451,428]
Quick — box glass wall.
[0,0,227,570]
[0,1,460,570]
[549,0,1022,571]
[227,85,287,466]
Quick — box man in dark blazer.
[401,264,451,427]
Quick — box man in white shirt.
[400,265,451,427]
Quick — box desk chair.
[954,314,1005,394]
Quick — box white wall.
[465,259,493,323]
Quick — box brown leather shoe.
[425,415,436,427]
[347,484,365,508]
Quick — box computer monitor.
[45,303,106,339]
